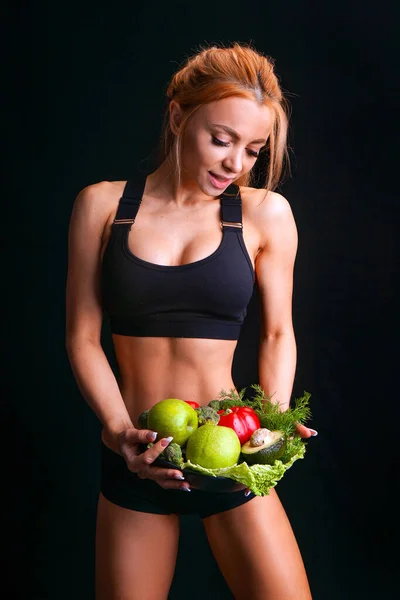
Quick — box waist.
[112,335,237,424]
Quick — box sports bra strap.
[220,183,243,231]
[114,177,243,230]
[113,178,146,225]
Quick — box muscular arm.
[65,183,134,438]
[254,191,298,411]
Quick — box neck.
[147,159,216,207]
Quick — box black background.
[3,1,399,598]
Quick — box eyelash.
[212,136,259,158]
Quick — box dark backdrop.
[3,2,398,599]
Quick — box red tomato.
[184,400,200,408]
[217,406,260,445]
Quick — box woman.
[66,43,316,599]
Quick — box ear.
[169,100,183,135]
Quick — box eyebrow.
[209,122,267,145]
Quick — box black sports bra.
[101,176,255,340]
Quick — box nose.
[222,148,243,174]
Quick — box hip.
[99,441,255,519]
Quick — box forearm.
[258,331,297,411]
[66,339,134,435]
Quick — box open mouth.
[209,171,232,183]
[208,172,232,189]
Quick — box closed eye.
[211,136,259,159]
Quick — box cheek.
[182,131,220,167]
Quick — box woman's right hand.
[102,427,191,491]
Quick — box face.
[170,96,273,194]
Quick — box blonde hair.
[159,42,291,193]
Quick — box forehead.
[196,96,273,140]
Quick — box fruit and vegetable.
[158,442,184,466]
[138,408,150,429]
[217,405,260,444]
[147,398,198,446]
[186,423,241,468]
[137,385,312,496]
[195,405,220,426]
[184,400,200,409]
[240,428,286,465]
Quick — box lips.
[209,171,233,183]
[208,172,233,190]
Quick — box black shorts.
[100,442,256,519]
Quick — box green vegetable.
[195,387,313,494]
[279,435,304,464]
[138,409,150,429]
[195,406,220,426]
[241,429,286,465]
[181,442,305,496]
[208,400,223,411]
[159,442,183,466]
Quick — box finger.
[128,436,174,473]
[146,436,175,460]
[123,428,158,445]
[136,446,191,491]
[120,428,158,461]
[161,479,191,492]
[137,465,190,491]
[136,465,182,480]
[294,424,318,439]
[158,465,191,490]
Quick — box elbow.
[65,333,100,356]
[260,327,295,343]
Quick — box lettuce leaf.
[181,442,306,496]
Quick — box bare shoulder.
[73,180,126,219]
[239,186,297,250]
[70,180,127,245]
[240,185,294,221]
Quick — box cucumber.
[240,428,286,465]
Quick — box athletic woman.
[66,42,316,599]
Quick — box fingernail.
[147,431,157,441]
[309,429,318,436]
[181,486,191,492]
[245,490,251,497]
[175,474,185,480]
[161,436,173,447]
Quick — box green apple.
[148,398,198,446]
[186,423,241,469]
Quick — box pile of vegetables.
[139,385,312,496]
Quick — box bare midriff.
[112,334,238,428]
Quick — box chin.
[195,172,214,195]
